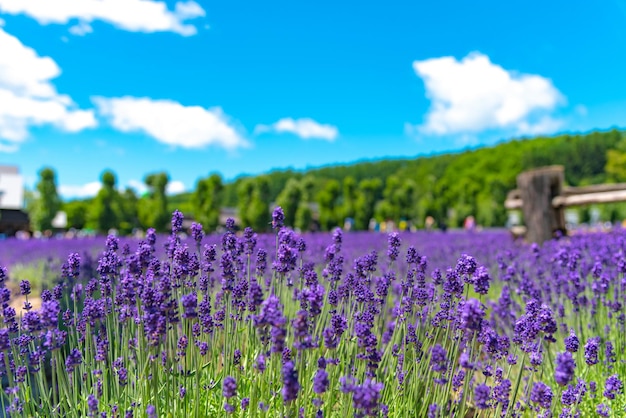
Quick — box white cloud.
[256,117,339,141]
[126,179,185,195]
[412,52,564,136]
[93,96,247,150]
[166,180,185,195]
[516,116,563,136]
[59,181,101,198]
[68,21,93,36]
[127,179,148,195]
[59,178,185,199]
[0,28,97,150]
[0,0,205,36]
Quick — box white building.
[0,165,24,209]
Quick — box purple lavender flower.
[603,374,623,400]
[460,298,484,332]
[146,405,156,418]
[282,361,300,402]
[456,254,477,276]
[564,329,579,353]
[271,326,287,354]
[561,385,577,406]
[352,379,384,416]
[474,384,491,409]
[597,404,610,417]
[427,404,438,418]
[65,348,82,373]
[255,354,266,373]
[313,369,329,394]
[117,367,128,386]
[255,248,267,277]
[223,376,237,398]
[19,280,31,295]
[0,329,10,351]
[181,293,198,319]
[387,232,401,262]
[243,227,257,255]
[452,370,465,391]
[605,341,616,364]
[430,344,447,373]
[555,352,576,386]
[62,252,81,279]
[530,382,553,409]
[87,395,98,416]
[241,398,249,410]
[191,222,204,245]
[493,379,511,409]
[272,206,285,229]
[584,337,600,366]
[472,266,490,294]
[274,243,298,273]
[171,210,184,234]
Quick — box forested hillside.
[51,129,624,234]
[218,129,624,229]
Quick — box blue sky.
[0,0,625,198]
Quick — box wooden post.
[517,166,566,244]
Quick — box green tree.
[354,178,382,230]
[294,176,315,231]
[118,188,139,235]
[340,176,357,223]
[376,176,402,222]
[275,178,302,227]
[139,172,170,232]
[31,167,61,232]
[64,200,89,230]
[605,136,626,182]
[316,179,340,230]
[88,170,121,234]
[237,179,255,227]
[397,179,417,222]
[247,176,271,232]
[193,173,223,232]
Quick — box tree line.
[27,129,626,234]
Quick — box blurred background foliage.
[39,129,626,234]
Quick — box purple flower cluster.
[1,210,625,417]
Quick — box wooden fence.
[504,166,626,243]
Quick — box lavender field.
[0,209,624,417]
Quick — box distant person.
[464,216,476,232]
[439,220,447,232]
[425,216,435,231]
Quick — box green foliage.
[236,179,255,227]
[139,172,170,232]
[275,178,302,228]
[340,176,357,223]
[354,178,382,230]
[87,170,121,234]
[118,188,140,235]
[295,204,313,231]
[63,200,89,230]
[47,129,626,234]
[247,176,271,232]
[192,173,223,232]
[316,179,341,230]
[605,135,626,183]
[30,167,61,232]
